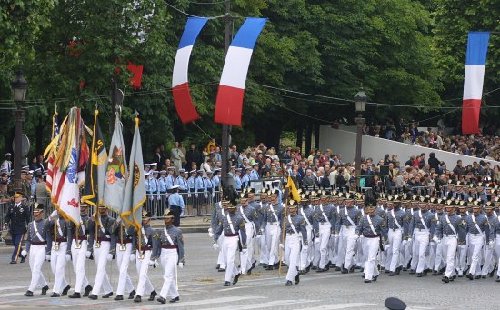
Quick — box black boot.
[88,294,98,300]
[84,285,92,297]
[128,290,136,299]
[442,276,449,283]
[223,281,231,286]
[157,296,166,304]
[233,273,241,285]
[148,291,157,301]
[134,295,142,303]
[50,293,60,297]
[170,296,180,303]
[62,285,71,296]
[24,290,34,297]
[285,280,293,286]
[41,285,49,296]
[102,292,113,298]
[295,274,300,285]
[466,273,474,280]
[114,295,123,301]
[496,276,500,283]
[68,292,81,298]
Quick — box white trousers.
[363,237,379,280]
[91,241,113,296]
[481,242,495,276]
[50,242,68,294]
[115,243,134,295]
[300,225,313,270]
[467,234,484,276]
[216,235,226,268]
[258,233,268,265]
[434,241,444,271]
[71,240,89,293]
[135,250,154,296]
[386,228,403,272]
[495,237,500,277]
[160,248,179,299]
[442,236,457,277]
[284,234,300,281]
[265,224,280,265]
[240,222,255,274]
[413,230,429,273]
[223,236,240,282]
[318,223,331,268]
[342,226,357,269]
[28,244,48,292]
[455,244,467,275]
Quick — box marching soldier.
[4,192,30,264]
[313,192,335,272]
[490,201,500,282]
[481,202,497,277]
[455,202,469,276]
[87,205,116,300]
[112,218,135,301]
[153,208,185,304]
[281,200,307,286]
[465,200,490,280]
[356,202,387,283]
[299,194,314,273]
[47,209,71,297]
[335,194,362,273]
[132,210,157,303]
[214,192,247,286]
[238,194,259,275]
[435,200,464,283]
[22,204,50,297]
[67,204,93,298]
[263,190,283,270]
[385,195,406,276]
[409,197,434,277]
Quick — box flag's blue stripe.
[178,17,208,49]
[230,17,266,50]
[465,32,490,65]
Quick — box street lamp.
[11,71,27,193]
[354,88,367,190]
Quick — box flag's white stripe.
[463,65,486,100]
[172,45,194,87]
[219,46,254,89]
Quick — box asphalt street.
[0,233,497,310]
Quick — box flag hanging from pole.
[172,17,208,124]
[103,113,127,214]
[45,108,60,194]
[214,17,266,126]
[462,32,490,134]
[121,115,146,230]
[50,107,89,225]
[82,110,107,208]
[286,175,301,203]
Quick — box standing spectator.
[185,144,203,170]
[428,152,441,174]
[34,174,49,205]
[171,142,185,172]
[153,146,163,168]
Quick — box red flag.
[127,63,144,89]
[172,83,200,124]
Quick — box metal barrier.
[145,191,222,218]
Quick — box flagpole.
[278,179,289,277]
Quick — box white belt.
[319,222,331,225]
[416,228,428,232]
[342,225,355,229]
[267,222,279,226]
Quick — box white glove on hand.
[178,262,184,269]
[432,236,438,243]
[85,251,92,258]
[65,254,71,262]
[50,210,58,218]
[130,254,136,262]
[488,240,494,248]
[212,243,219,250]
[407,238,412,242]
[354,234,360,240]
[208,228,214,238]
[21,250,27,257]
[45,255,51,262]
[148,260,157,267]
[279,243,284,249]
[106,254,113,261]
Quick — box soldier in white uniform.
[281,200,307,286]
[132,211,157,303]
[112,219,135,301]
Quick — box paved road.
[0,233,497,310]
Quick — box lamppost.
[354,88,367,190]
[11,71,27,193]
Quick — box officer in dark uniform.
[4,192,30,264]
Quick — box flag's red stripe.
[462,99,481,134]
[214,85,245,126]
[172,83,200,124]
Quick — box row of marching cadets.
[22,203,186,304]
[208,185,500,286]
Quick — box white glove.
[106,254,113,261]
[65,254,71,262]
[178,262,184,269]
[333,234,339,238]
[432,236,439,243]
[130,254,136,262]
[148,260,157,267]
[279,243,284,249]
[45,255,51,261]
[302,245,308,251]
[354,234,360,240]
[50,210,58,218]
[21,250,27,257]
[212,243,219,250]
[208,228,214,238]
[488,240,494,248]
[204,193,208,199]
[407,238,412,242]
[85,251,92,258]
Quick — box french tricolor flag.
[462,32,490,134]
[172,17,208,124]
[215,17,266,126]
